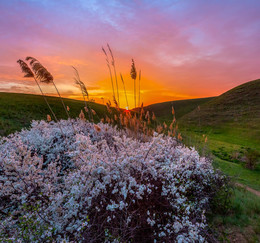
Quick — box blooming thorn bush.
[0,119,227,242]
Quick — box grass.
[178,123,260,190]
[143,79,260,190]
[0,92,107,136]
[143,79,260,241]
[209,187,260,242]
[181,79,260,127]
[143,97,214,121]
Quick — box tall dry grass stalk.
[72,66,93,121]
[102,47,116,103]
[130,59,137,108]
[107,44,120,107]
[138,70,141,108]
[120,73,129,109]
[25,56,76,133]
[17,59,64,135]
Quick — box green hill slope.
[179,79,260,150]
[143,97,214,121]
[181,79,260,127]
[0,92,106,136]
[144,79,260,190]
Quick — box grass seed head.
[94,124,101,132]
[172,106,175,115]
[79,110,85,120]
[152,112,156,121]
[17,59,34,78]
[47,114,51,122]
[26,56,53,83]
[91,109,96,115]
[130,59,137,80]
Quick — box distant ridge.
[143,97,214,120]
[181,79,260,126]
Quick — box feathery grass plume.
[120,73,129,109]
[152,112,156,121]
[140,102,144,120]
[91,109,96,116]
[145,111,149,120]
[156,125,163,134]
[138,70,141,107]
[94,124,101,132]
[102,46,116,102]
[106,101,112,114]
[107,44,120,107]
[47,114,51,122]
[172,106,175,115]
[17,59,64,135]
[26,56,76,133]
[113,96,119,109]
[169,121,174,131]
[79,110,85,121]
[72,66,93,121]
[147,117,151,125]
[17,59,34,78]
[163,122,167,130]
[25,56,53,83]
[130,59,137,108]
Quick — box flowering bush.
[0,119,226,242]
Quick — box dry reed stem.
[138,70,141,107]
[130,59,137,108]
[120,73,129,109]
[107,44,120,107]
[72,66,93,121]
[17,59,65,136]
[102,47,116,103]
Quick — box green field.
[143,97,214,120]
[145,79,260,241]
[145,79,260,189]
[0,92,107,136]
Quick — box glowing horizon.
[0,0,260,108]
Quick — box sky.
[0,0,260,108]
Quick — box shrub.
[244,148,259,170]
[0,119,227,242]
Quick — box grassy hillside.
[145,79,260,190]
[0,92,107,136]
[181,79,260,127]
[179,79,260,152]
[144,79,260,240]
[143,97,214,121]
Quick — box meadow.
[145,79,260,241]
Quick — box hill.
[143,97,214,121]
[0,92,107,136]
[181,79,260,127]
[144,79,260,191]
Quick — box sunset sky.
[0,0,260,108]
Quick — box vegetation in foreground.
[0,119,227,242]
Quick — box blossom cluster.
[0,119,225,242]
